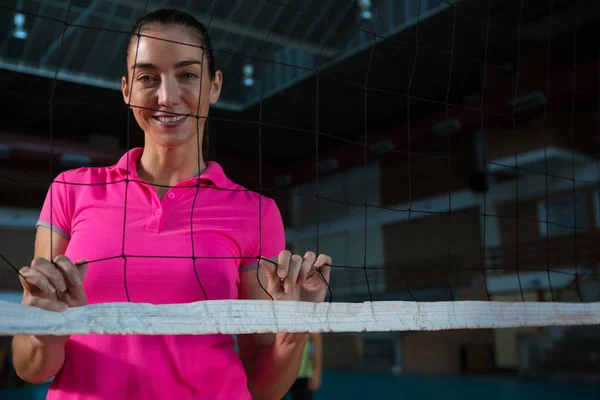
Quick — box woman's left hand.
[259,250,331,302]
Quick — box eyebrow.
[131,59,203,71]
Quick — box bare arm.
[237,265,309,400]
[308,333,323,391]
[312,333,322,375]
[11,226,85,384]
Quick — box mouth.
[152,114,188,127]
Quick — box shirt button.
[154,209,161,215]
[168,193,175,199]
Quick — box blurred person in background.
[284,332,323,400]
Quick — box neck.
[137,136,207,188]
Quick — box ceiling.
[0,0,391,110]
[0,0,599,188]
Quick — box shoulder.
[55,164,123,187]
[210,162,279,214]
[55,148,140,185]
[218,172,286,259]
[221,178,279,216]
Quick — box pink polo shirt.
[36,147,285,400]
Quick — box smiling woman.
[10,8,332,400]
[122,9,221,172]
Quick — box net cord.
[0,299,598,336]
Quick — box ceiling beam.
[27,0,242,54]
[39,0,103,65]
[0,58,244,111]
[108,0,340,57]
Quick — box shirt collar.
[112,147,227,187]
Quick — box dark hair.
[124,9,215,160]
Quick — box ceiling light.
[12,13,27,40]
[242,64,254,87]
[358,0,372,21]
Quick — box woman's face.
[122,24,222,149]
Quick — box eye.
[181,71,198,80]
[137,75,155,83]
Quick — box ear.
[121,76,130,105]
[209,70,223,105]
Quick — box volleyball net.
[0,0,599,337]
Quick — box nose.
[157,77,180,108]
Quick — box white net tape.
[1,300,599,335]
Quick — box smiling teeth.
[157,115,185,122]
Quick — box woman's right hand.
[18,255,88,312]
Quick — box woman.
[11,9,331,400]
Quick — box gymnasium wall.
[401,329,495,375]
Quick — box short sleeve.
[36,172,72,240]
[239,198,286,272]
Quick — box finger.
[285,254,302,293]
[31,258,67,294]
[314,254,332,281]
[77,259,88,281]
[258,258,283,296]
[25,296,68,312]
[299,251,317,284]
[259,257,277,276]
[55,258,88,301]
[276,250,291,280]
[53,255,83,287]
[19,266,56,296]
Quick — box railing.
[331,233,600,295]
[329,253,483,296]
[485,231,600,275]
